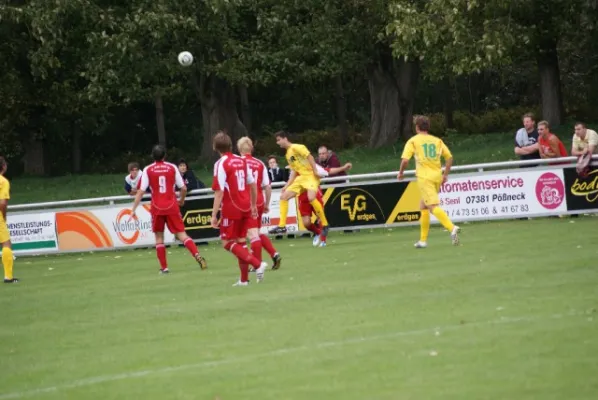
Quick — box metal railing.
[9,155,596,212]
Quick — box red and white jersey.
[243,154,270,206]
[212,153,255,219]
[140,161,185,215]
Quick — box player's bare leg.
[222,239,265,285]
[246,229,267,282]
[2,241,18,284]
[268,190,297,234]
[154,232,169,274]
[307,189,329,240]
[176,232,207,269]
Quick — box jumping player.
[211,132,267,286]
[0,157,17,284]
[131,145,207,273]
[268,131,329,237]
[237,137,282,270]
[298,163,352,247]
[398,115,460,247]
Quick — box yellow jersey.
[286,144,316,177]
[401,133,453,183]
[0,175,10,222]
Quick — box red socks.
[156,244,167,270]
[238,259,249,282]
[259,234,277,258]
[307,222,321,235]
[183,238,199,258]
[224,242,261,268]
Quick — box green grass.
[1,218,597,399]
[9,129,576,205]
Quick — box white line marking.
[0,311,583,399]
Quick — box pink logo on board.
[535,172,565,209]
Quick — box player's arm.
[175,169,187,206]
[211,160,225,228]
[262,163,272,213]
[398,140,414,180]
[284,169,297,191]
[441,141,453,183]
[131,169,149,216]
[245,163,258,217]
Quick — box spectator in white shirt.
[124,162,142,195]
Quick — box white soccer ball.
[177,51,193,67]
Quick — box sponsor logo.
[569,169,598,203]
[441,177,524,193]
[535,172,565,209]
[113,209,152,245]
[332,188,385,222]
[183,209,213,230]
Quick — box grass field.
[8,129,577,205]
[1,217,597,399]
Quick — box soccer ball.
[177,51,193,67]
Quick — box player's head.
[274,131,291,149]
[237,136,254,156]
[128,162,140,178]
[537,120,550,137]
[522,112,535,131]
[0,156,6,175]
[152,145,166,161]
[414,115,430,134]
[574,122,587,139]
[213,131,233,155]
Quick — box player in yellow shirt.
[398,116,460,247]
[268,131,329,236]
[0,157,18,283]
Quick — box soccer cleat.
[319,241,327,248]
[268,226,287,234]
[451,226,461,246]
[232,280,249,287]
[312,235,321,247]
[272,253,282,270]
[3,278,19,284]
[195,254,208,270]
[256,262,267,283]
[159,268,170,274]
[414,241,428,248]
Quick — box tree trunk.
[537,38,564,126]
[23,136,45,176]
[442,78,454,129]
[194,75,247,161]
[334,75,349,148]
[237,84,252,137]
[72,127,82,174]
[368,57,419,148]
[155,92,167,146]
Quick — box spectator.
[124,162,142,195]
[178,159,205,192]
[571,122,598,164]
[267,156,287,183]
[538,121,568,164]
[514,113,540,167]
[317,145,347,184]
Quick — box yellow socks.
[278,199,289,227]
[310,199,329,226]
[432,207,454,232]
[2,247,14,280]
[420,210,430,242]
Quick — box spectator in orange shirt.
[538,121,568,164]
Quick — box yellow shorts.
[286,175,320,195]
[0,220,10,244]
[417,178,441,206]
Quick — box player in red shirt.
[237,137,282,270]
[131,145,207,273]
[299,162,352,247]
[210,132,267,286]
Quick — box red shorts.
[152,212,185,234]
[298,192,323,217]
[220,211,259,240]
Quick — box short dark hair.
[522,113,535,122]
[152,145,166,161]
[274,130,289,140]
[267,155,278,162]
[213,131,233,153]
[178,158,188,166]
[574,121,586,129]
[414,115,431,132]
[127,162,140,172]
[0,156,6,173]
